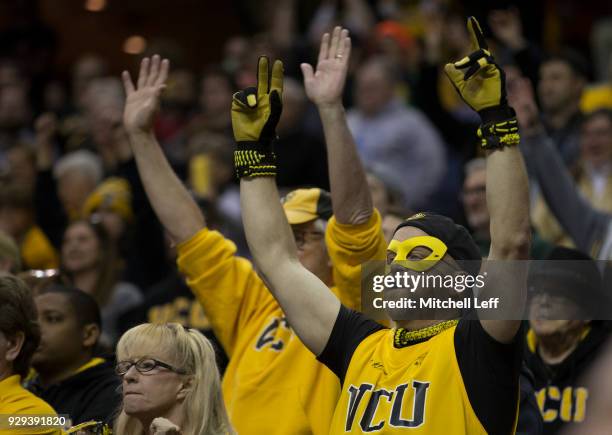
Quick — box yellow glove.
[444,17,519,149]
[231,56,284,177]
[66,420,112,434]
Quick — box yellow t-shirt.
[176,211,386,435]
[318,307,522,434]
[0,375,62,435]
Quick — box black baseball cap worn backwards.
[393,212,482,276]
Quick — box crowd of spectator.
[0,0,612,434]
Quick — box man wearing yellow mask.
[237,16,531,434]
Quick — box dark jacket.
[524,322,612,434]
[27,358,121,426]
[518,362,544,435]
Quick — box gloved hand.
[231,56,284,177]
[444,17,519,149]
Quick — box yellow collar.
[25,357,106,385]
[526,326,592,354]
[74,357,106,375]
[394,320,459,348]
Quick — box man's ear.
[82,323,101,348]
[5,331,25,363]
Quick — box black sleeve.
[517,363,544,435]
[454,314,523,435]
[317,305,385,383]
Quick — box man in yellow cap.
[82,177,133,242]
[119,26,385,434]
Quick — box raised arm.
[121,56,204,244]
[510,77,610,255]
[301,27,372,224]
[445,17,530,343]
[235,57,340,355]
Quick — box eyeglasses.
[115,358,187,376]
[293,230,324,249]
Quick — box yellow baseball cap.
[82,177,133,222]
[282,188,333,225]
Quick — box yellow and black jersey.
[176,211,386,435]
[318,306,523,434]
[524,322,612,435]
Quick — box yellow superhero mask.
[387,236,448,272]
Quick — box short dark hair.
[0,274,40,378]
[38,284,102,330]
[542,49,590,80]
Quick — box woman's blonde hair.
[114,323,233,435]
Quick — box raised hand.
[122,54,169,135]
[445,17,520,149]
[444,17,506,117]
[301,26,351,108]
[508,77,541,136]
[231,56,283,144]
[231,56,283,178]
[35,112,57,143]
[488,8,526,51]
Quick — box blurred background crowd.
[0,0,612,432]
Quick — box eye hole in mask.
[387,236,448,272]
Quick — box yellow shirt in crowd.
[318,308,521,435]
[177,211,386,435]
[329,327,491,434]
[20,226,59,271]
[0,375,62,435]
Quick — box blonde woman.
[114,323,232,435]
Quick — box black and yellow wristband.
[476,106,520,150]
[477,117,520,150]
[234,142,277,178]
